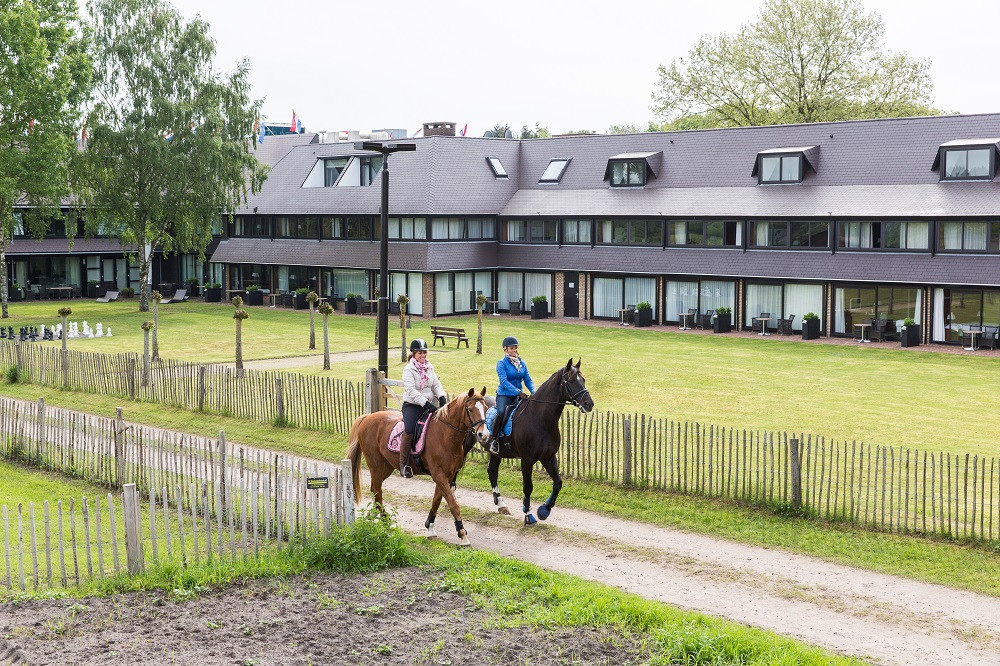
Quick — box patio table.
[964,329,981,351]
[854,322,871,343]
[678,312,694,330]
[754,316,771,336]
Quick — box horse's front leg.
[432,470,470,547]
[535,456,563,521]
[521,457,537,525]
[425,485,443,539]
[488,452,510,515]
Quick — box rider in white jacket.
[400,338,447,477]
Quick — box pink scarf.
[411,357,431,389]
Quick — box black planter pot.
[801,318,821,340]
[530,302,549,319]
[186,284,201,297]
[634,308,653,327]
[294,293,308,310]
[87,284,100,299]
[900,325,921,347]
[9,289,22,303]
[345,298,358,314]
[246,290,264,306]
[204,287,222,303]
[713,312,732,333]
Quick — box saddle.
[486,395,524,451]
[387,411,433,473]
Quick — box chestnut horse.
[347,388,489,546]
[486,359,594,525]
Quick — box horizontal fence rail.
[0,341,366,434]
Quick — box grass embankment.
[5,384,1000,598]
[6,299,1000,455]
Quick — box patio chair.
[778,314,796,335]
[869,318,889,342]
[389,301,401,316]
[509,301,522,316]
[160,288,188,304]
[357,297,372,315]
[696,309,714,329]
[980,325,999,350]
[624,304,636,324]
[962,325,984,349]
[96,290,120,303]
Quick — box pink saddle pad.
[386,417,429,455]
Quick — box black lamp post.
[354,140,416,375]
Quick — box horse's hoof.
[537,505,550,520]
[524,514,537,526]
[459,536,471,547]
[426,526,437,539]
[498,505,510,516]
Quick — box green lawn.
[5,298,1000,455]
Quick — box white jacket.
[402,360,446,407]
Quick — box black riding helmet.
[502,336,518,348]
[410,338,429,352]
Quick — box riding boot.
[399,433,414,478]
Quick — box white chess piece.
[95,323,104,337]
[106,326,112,337]
[40,324,46,335]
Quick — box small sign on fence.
[306,476,329,490]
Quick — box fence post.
[14,339,22,377]
[622,417,632,486]
[61,349,69,389]
[275,376,285,424]
[198,365,206,412]
[365,368,379,414]
[218,431,227,514]
[341,458,356,524]
[122,483,143,575]
[114,407,125,488]
[127,355,136,400]
[789,437,802,509]
[36,397,45,465]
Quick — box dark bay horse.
[487,359,594,525]
[347,388,489,546]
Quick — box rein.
[434,400,487,434]
[519,370,592,410]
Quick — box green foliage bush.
[5,365,25,384]
[903,317,916,327]
[715,306,732,315]
[803,312,819,321]
[531,295,547,304]
[302,507,412,574]
[295,287,309,296]
[636,301,652,311]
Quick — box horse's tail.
[346,414,366,505]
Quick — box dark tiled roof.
[7,238,131,255]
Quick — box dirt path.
[9,397,1000,664]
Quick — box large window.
[669,220,741,246]
[597,219,662,246]
[387,217,427,240]
[233,216,270,237]
[562,219,592,244]
[275,216,318,239]
[466,218,495,239]
[503,220,556,243]
[834,285,922,336]
[324,157,349,186]
[941,148,993,181]
[497,271,552,312]
[609,160,646,187]
[751,221,828,249]
[322,216,372,240]
[937,221,1000,252]
[744,283,782,329]
[387,272,423,316]
[331,269,367,298]
[838,221,930,250]
[432,218,465,240]
[665,279,738,322]
[759,155,802,184]
[360,156,384,186]
[932,288,1000,343]
[539,159,569,183]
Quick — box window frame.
[749,220,830,250]
[939,147,995,182]
[608,159,647,187]
[935,220,1000,253]
[666,220,742,248]
[596,219,664,247]
[539,158,570,184]
[486,157,508,179]
[757,154,803,184]
[836,220,933,252]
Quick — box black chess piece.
[7,327,13,339]
[0,328,6,339]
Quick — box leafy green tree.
[607,124,643,134]
[74,0,267,312]
[651,0,937,128]
[519,123,550,139]
[0,0,90,318]
[488,123,511,138]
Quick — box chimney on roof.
[423,121,456,137]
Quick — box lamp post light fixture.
[354,140,416,375]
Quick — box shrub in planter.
[294,287,309,310]
[634,301,653,327]
[87,279,100,298]
[530,295,548,320]
[900,317,921,347]
[801,312,821,340]
[9,283,22,302]
[713,306,732,333]
[344,292,359,314]
[204,282,222,302]
[121,287,136,299]
[185,277,201,297]
[245,284,264,306]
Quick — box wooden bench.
[431,325,469,348]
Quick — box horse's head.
[561,359,594,413]
[441,387,490,446]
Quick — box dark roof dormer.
[752,146,819,184]
[603,151,662,188]
[932,139,1000,181]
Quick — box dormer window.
[933,140,1000,181]
[752,146,818,185]
[324,158,349,186]
[487,157,508,179]
[539,158,570,184]
[604,152,661,188]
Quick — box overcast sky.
[164,0,1000,137]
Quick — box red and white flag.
[459,123,468,137]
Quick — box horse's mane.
[435,392,464,422]
[531,367,566,398]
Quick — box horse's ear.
[467,387,474,398]
[566,358,573,371]
[481,386,487,397]
[575,358,582,369]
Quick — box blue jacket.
[496,356,535,396]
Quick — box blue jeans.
[492,394,516,437]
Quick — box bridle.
[522,369,592,410]
[435,397,488,435]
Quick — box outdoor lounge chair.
[980,325,999,350]
[96,290,120,303]
[696,309,715,329]
[869,318,889,342]
[509,301,522,316]
[161,288,188,304]
[778,314,796,335]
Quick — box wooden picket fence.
[0,396,356,593]
[0,341,366,433]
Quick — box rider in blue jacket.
[488,335,535,455]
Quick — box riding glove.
[438,396,447,407]
[425,403,438,413]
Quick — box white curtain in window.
[434,274,453,315]
[745,283,782,328]
[665,281,698,321]
[599,220,613,244]
[940,222,962,250]
[912,289,923,330]
[407,273,422,315]
[66,260,81,287]
[783,284,823,331]
[389,273,407,306]
[498,271,523,310]
[332,269,366,297]
[843,222,872,248]
[449,218,463,239]
[964,222,988,250]
[673,222,687,245]
[593,277,623,318]
[699,280,735,314]
[454,272,474,311]
[624,277,656,316]
[834,288,846,333]
[506,221,523,242]
[735,222,743,245]
[431,219,448,240]
[933,288,945,341]
[524,273,552,311]
[904,222,929,249]
[754,221,769,246]
[278,266,289,292]
[474,272,491,310]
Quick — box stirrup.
[488,439,500,456]
[401,464,413,478]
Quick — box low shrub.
[531,295,547,304]
[302,507,413,574]
[636,301,652,311]
[5,365,25,384]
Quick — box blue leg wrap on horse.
[537,504,550,520]
[524,513,537,526]
[522,505,530,514]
